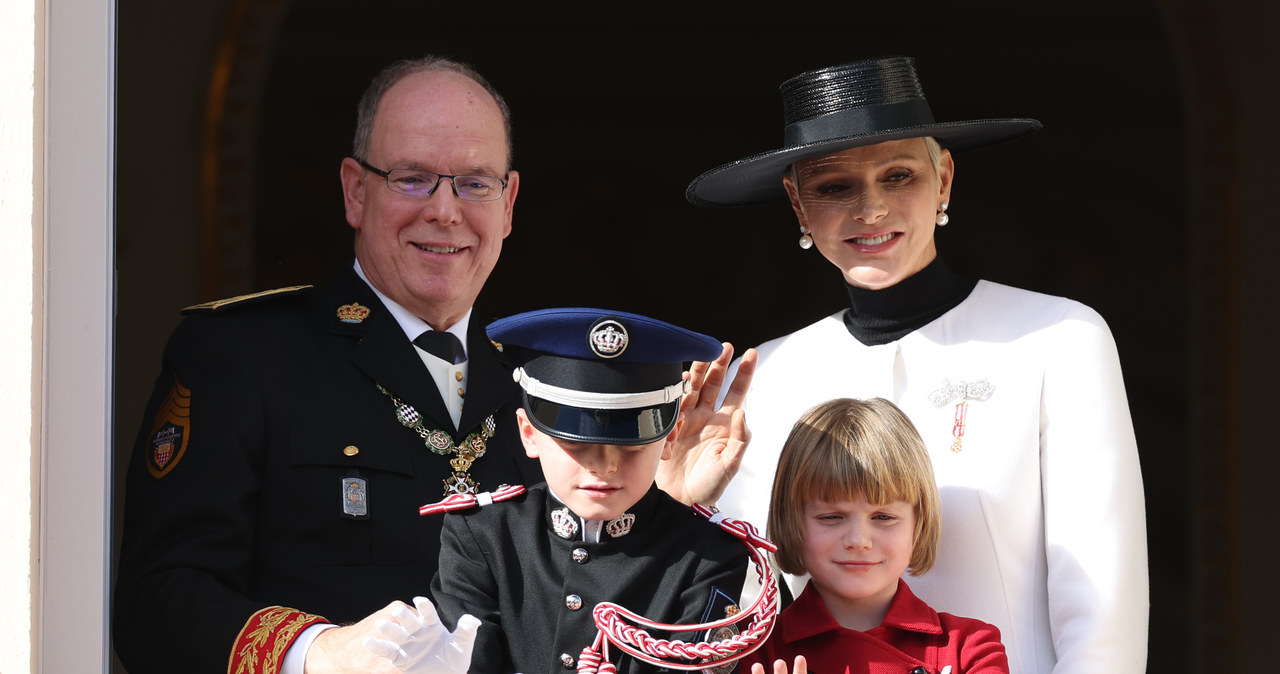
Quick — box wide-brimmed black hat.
[685,56,1042,208]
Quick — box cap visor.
[525,396,679,446]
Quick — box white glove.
[362,596,480,674]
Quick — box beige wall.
[42,0,115,666]
[3,0,115,672]
[0,0,40,670]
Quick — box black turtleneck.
[842,258,978,346]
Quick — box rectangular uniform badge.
[341,473,369,519]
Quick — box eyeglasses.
[357,159,509,202]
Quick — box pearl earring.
[798,226,814,250]
[936,202,950,226]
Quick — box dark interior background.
[115,1,1279,671]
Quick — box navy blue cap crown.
[486,308,723,445]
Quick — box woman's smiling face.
[784,137,953,290]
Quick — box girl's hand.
[750,655,808,674]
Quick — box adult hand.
[749,655,808,674]
[657,343,757,506]
[362,596,479,674]
[304,601,407,674]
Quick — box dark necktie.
[414,330,466,365]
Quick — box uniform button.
[560,653,575,668]
[565,594,583,611]
[342,445,359,457]
[455,371,463,382]
[572,548,589,564]
[457,387,466,398]
[910,668,927,674]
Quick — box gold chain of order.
[376,383,495,495]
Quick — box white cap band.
[513,367,689,410]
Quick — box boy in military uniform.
[367,308,755,673]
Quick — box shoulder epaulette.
[419,484,527,515]
[181,285,312,314]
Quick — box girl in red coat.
[744,398,1009,674]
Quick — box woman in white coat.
[685,56,1148,674]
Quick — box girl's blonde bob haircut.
[768,397,942,576]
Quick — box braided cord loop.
[576,504,780,672]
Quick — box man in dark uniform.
[411,308,754,674]
[115,54,756,674]
[113,57,538,674]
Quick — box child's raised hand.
[750,655,808,674]
[658,343,757,506]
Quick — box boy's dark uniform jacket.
[113,267,540,674]
[431,483,750,674]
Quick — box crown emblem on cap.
[588,319,629,359]
[336,302,371,324]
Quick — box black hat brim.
[523,393,680,446]
[685,118,1042,209]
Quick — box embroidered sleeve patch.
[146,377,192,479]
[228,606,328,674]
[700,586,742,674]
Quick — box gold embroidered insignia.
[336,302,371,324]
[146,377,192,479]
[229,606,328,674]
[180,285,312,313]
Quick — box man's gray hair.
[352,55,514,168]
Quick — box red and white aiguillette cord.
[575,503,780,673]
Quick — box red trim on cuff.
[228,606,329,674]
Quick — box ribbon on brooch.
[927,378,994,454]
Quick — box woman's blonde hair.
[788,136,947,190]
[923,136,945,177]
[767,397,942,576]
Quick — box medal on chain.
[377,383,495,496]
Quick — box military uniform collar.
[353,259,472,356]
[328,263,515,439]
[542,483,663,543]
